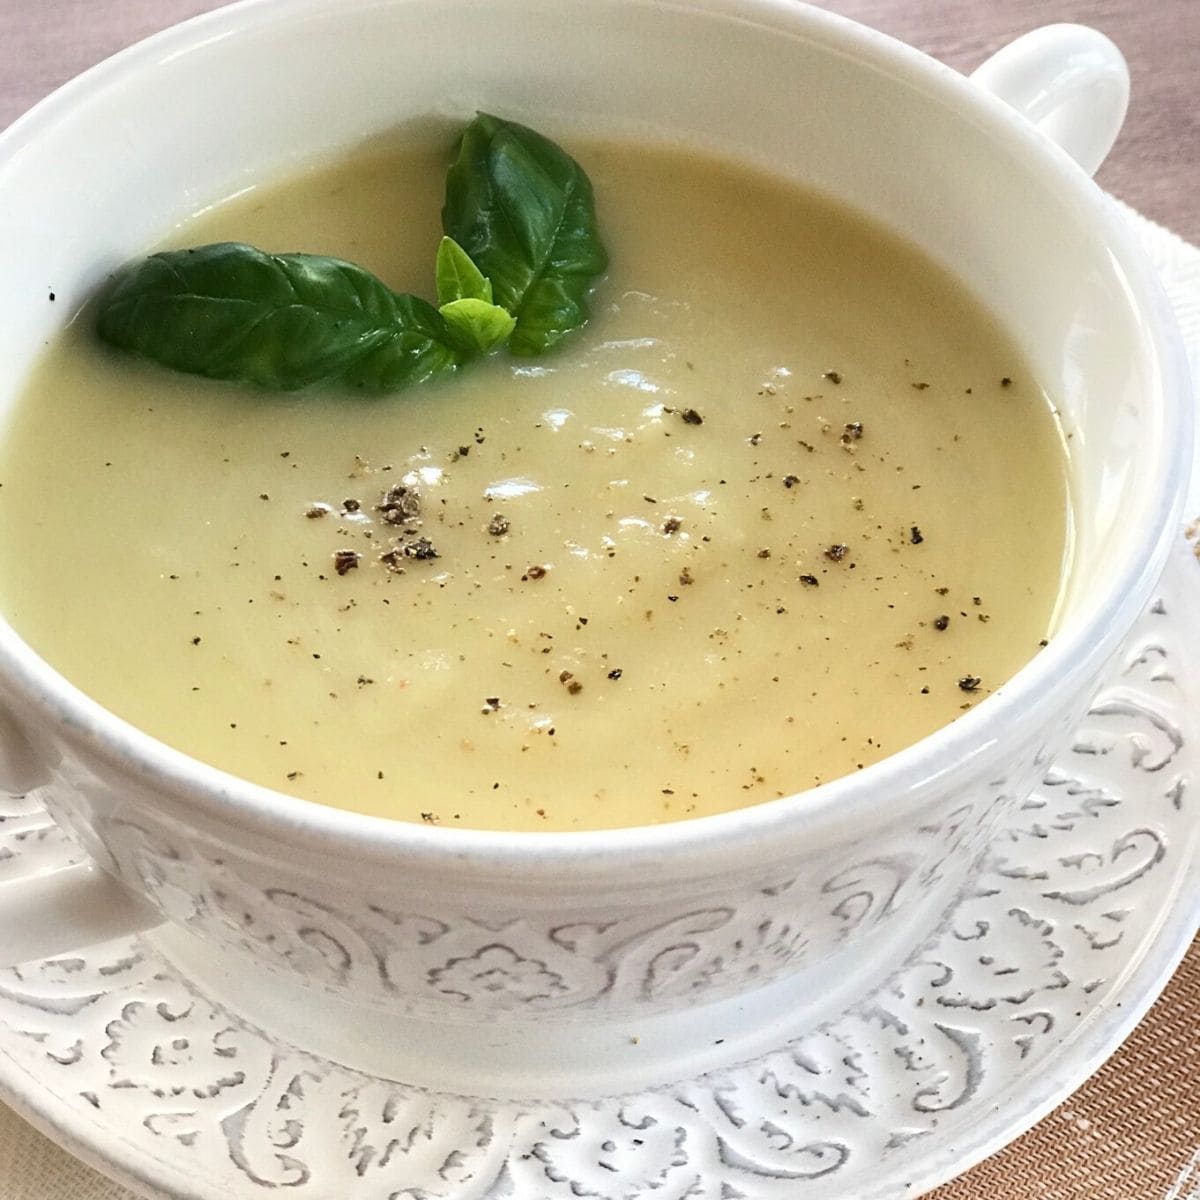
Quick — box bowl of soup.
[0,0,1189,1053]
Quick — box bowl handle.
[970,24,1130,177]
[0,862,161,967]
[0,703,161,967]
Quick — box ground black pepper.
[958,675,981,692]
[377,484,420,525]
[401,536,437,560]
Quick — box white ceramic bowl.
[0,0,1190,1067]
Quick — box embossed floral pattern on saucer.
[0,545,1197,1200]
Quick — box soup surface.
[0,131,1070,831]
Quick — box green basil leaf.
[97,242,464,392]
[439,297,517,354]
[436,236,493,305]
[443,113,608,356]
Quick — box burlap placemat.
[934,934,1200,1199]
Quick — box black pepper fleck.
[824,543,848,562]
[799,574,819,587]
[933,615,950,631]
[910,525,924,545]
[377,483,420,525]
[958,675,982,692]
[333,549,360,576]
[401,536,438,560]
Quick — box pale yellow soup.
[0,132,1070,831]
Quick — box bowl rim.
[0,0,1191,872]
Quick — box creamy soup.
[0,132,1070,831]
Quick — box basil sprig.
[444,114,608,356]
[96,117,607,393]
[434,236,517,355]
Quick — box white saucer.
[0,538,1197,1200]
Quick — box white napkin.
[1,204,1199,1200]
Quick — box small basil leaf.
[439,297,517,355]
[443,113,608,356]
[436,236,493,305]
[97,242,463,392]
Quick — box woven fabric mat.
[1,208,1198,1200]
[933,935,1200,1199]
